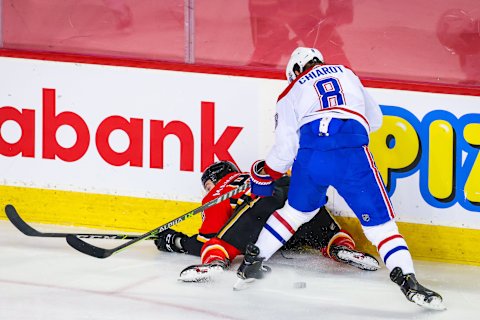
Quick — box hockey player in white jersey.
[235,47,445,311]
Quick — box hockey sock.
[322,230,356,259]
[201,238,240,264]
[363,220,415,274]
[377,234,414,274]
[255,202,317,260]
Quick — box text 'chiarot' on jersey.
[297,65,345,84]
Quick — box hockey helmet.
[201,161,240,187]
[285,47,324,83]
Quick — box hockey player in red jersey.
[235,47,445,310]
[154,160,379,282]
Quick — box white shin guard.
[362,220,415,274]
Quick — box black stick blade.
[5,204,45,237]
[66,234,113,259]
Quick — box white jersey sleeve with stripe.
[265,64,383,174]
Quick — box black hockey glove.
[154,229,187,253]
[272,175,290,203]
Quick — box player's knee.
[276,201,318,230]
[361,219,399,246]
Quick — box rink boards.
[1,53,479,265]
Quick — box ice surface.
[0,221,478,320]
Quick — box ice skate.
[178,259,229,282]
[233,243,271,291]
[390,267,446,311]
[330,245,380,271]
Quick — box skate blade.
[233,278,255,291]
[178,266,224,283]
[412,295,447,311]
[337,251,380,271]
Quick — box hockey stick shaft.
[66,180,250,258]
[4,204,150,240]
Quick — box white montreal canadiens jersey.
[266,64,383,174]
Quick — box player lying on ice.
[154,160,380,282]
[234,47,446,311]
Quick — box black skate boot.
[329,245,380,271]
[390,267,446,310]
[178,259,229,282]
[233,243,271,290]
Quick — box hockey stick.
[66,180,250,259]
[4,204,150,240]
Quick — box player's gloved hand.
[272,175,290,203]
[154,229,187,253]
[250,160,275,197]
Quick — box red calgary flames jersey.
[197,172,251,241]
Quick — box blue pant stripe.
[265,224,287,245]
[383,246,409,263]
